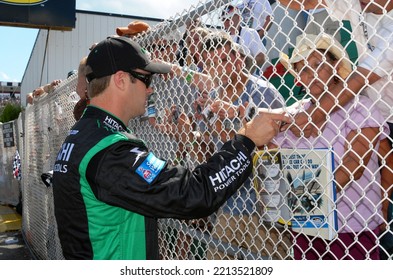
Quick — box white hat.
[280,33,352,79]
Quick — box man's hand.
[238,111,292,147]
[44,79,62,93]
[193,91,211,121]
[280,104,326,138]
[210,99,239,120]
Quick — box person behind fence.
[25,92,34,105]
[278,0,393,141]
[73,56,89,121]
[278,0,393,259]
[147,35,195,164]
[183,26,214,165]
[74,43,100,121]
[171,33,267,166]
[178,17,203,67]
[184,26,211,73]
[277,32,389,259]
[183,40,257,167]
[146,35,208,259]
[237,0,273,42]
[51,36,290,260]
[149,30,215,259]
[171,32,290,259]
[25,79,62,105]
[201,33,289,259]
[220,4,267,73]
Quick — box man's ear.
[113,71,129,90]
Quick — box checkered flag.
[12,150,21,181]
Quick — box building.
[0,81,21,102]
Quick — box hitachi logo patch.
[103,115,124,132]
[56,143,74,162]
[209,151,250,192]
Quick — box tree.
[0,102,22,123]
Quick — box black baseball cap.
[86,36,171,82]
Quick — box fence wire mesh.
[2,0,392,260]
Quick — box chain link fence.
[1,0,392,259]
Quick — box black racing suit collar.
[83,105,130,133]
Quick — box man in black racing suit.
[52,36,290,259]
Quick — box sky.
[0,0,206,83]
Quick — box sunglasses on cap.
[128,70,153,88]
